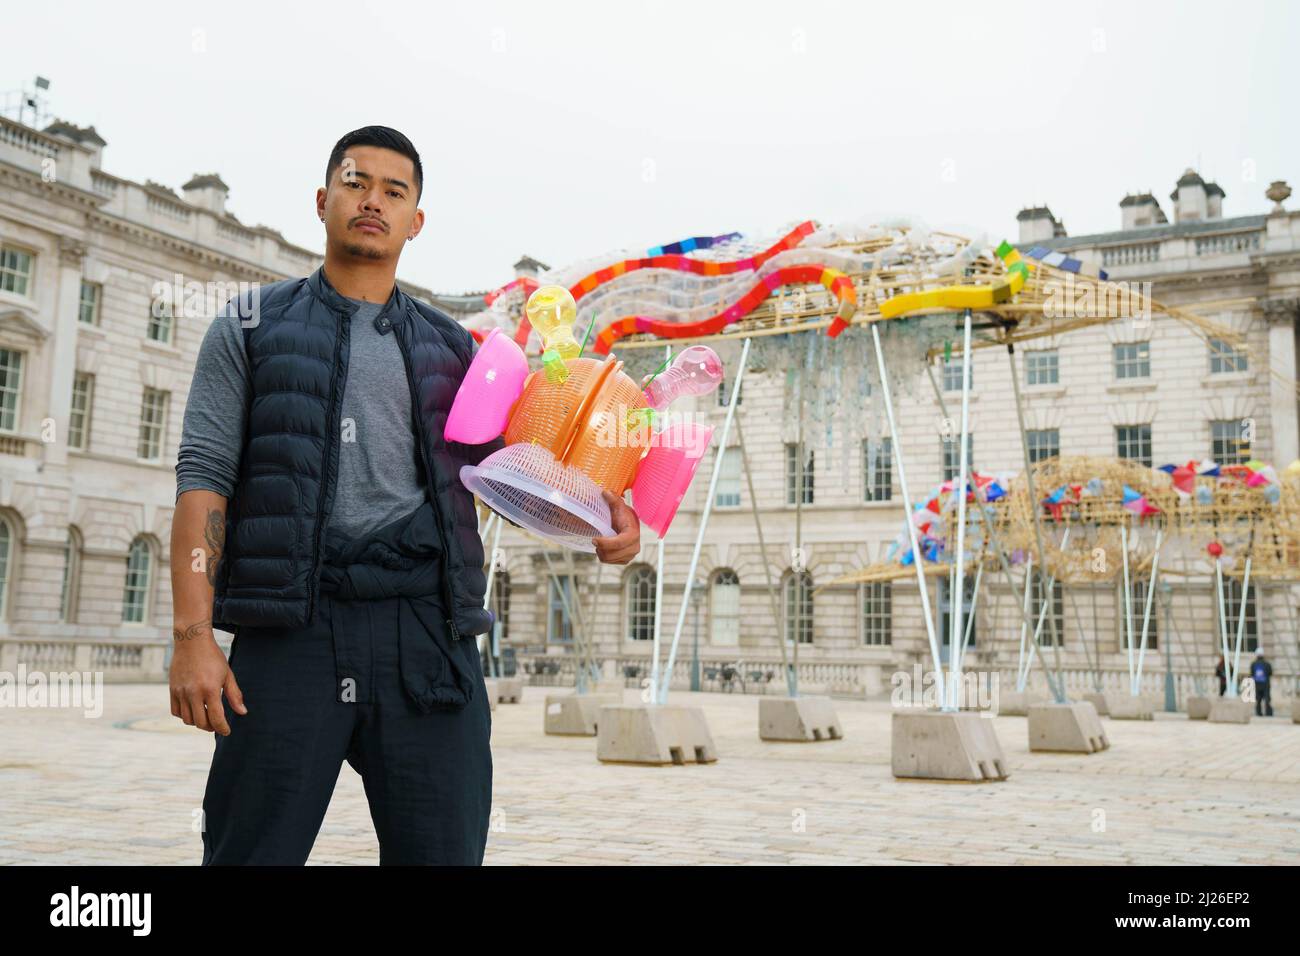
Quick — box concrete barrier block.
[1107,694,1154,720]
[1186,695,1212,720]
[758,696,843,742]
[597,704,718,765]
[544,692,621,736]
[995,690,1045,716]
[495,676,523,704]
[891,710,1009,782]
[1082,691,1109,716]
[1028,701,1109,753]
[1208,698,1253,724]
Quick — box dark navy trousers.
[200,592,493,865]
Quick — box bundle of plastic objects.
[446,284,724,552]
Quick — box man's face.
[316,145,424,262]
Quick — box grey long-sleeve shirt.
[176,297,429,540]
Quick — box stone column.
[44,236,85,469]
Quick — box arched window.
[490,570,511,643]
[60,526,83,623]
[625,565,657,641]
[0,515,13,619]
[782,569,814,644]
[710,569,740,645]
[122,536,153,624]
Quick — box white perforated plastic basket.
[460,442,614,552]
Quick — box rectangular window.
[1030,572,1064,646]
[941,357,970,392]
[1120,578,1158,649]
[713,450,741,508]
[863,437,892,502]
[547,574,575,644]
[1210,419,1250,465]
[78,281,101,325]
[0,247,34,297]
[1208,337,1247,374]
[861,582,891,646]
[717,376,743,407]
[69,373,93,450]
[1223,579,1258,652]
[1113,341,1151,379]
[1025,350,1059,386]
[147,300,173,344]
[785,442,814,505]
[137,387,169,460]
[0,349,24,432]
[1026,428,1060,464]
[941,434,974,482]
[1116,424,1152,468]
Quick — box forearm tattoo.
[203,509,225,587]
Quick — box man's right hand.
[169,621,247,736]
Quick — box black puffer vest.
[211,267,501,639]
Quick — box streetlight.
[689,577,706,692]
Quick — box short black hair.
[326,126,423,200]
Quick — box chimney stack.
[182,173,229,215]
[1119,192,1168,230]
[1170,168,1209,223]
[1016,206,1066,244]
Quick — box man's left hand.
[593,490,641,565]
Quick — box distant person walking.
[1251,651,1273,717]
[1214,655,1227,697]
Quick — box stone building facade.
[2,105,1297,699]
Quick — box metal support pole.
[1230,558,1253,695]
[1215,561,1232,697]
[1006,342,1067,702]
[924,359,1060,701]
[946,310,973,711]
[482,515,504,678]
[871,323,944,700]
[1133,530,1164,695]
[649,345,670,703]
[657,338,751,704]
[736,415,793,695]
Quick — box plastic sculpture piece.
[448,287,724,551]
[642,345,724,411]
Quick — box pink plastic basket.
[444,328,530,444]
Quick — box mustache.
[348,216,390,232]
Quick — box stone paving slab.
[1,684,1297,865]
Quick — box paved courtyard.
[2,683,1298,865]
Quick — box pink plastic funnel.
[630,421,715,537]
[444,328,529,444]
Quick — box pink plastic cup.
[444,328,530,444]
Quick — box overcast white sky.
[6,0,1298,292]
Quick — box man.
[1251,650,1273,717]
[169,126,640,866]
